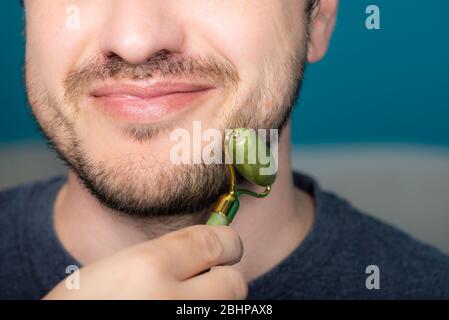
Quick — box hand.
[44,225,247,300]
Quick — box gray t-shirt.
[1,172,448,299]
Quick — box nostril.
[99,11,186,66]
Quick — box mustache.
[63,50,239,103]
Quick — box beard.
[25,44,307,222]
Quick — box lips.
[89,82,215,123]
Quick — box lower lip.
[90,89,213,123]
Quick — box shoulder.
[0,176,65,214]
[0,176,66,234]
[321,190,449,298]
[0,176,66,299]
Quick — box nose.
[99,0,185,65]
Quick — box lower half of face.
[25,0,308,219]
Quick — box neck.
[53,125,315,281]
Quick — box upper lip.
[90,82,215,99]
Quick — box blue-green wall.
[1,0,448,147]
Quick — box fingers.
[151,225,244,280]
[179,266,248,300]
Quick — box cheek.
[191,4,303,97]
[211,19,277,85]
[25,3,99,100]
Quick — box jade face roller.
[206,128,277,226]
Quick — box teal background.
[1,0,448,147]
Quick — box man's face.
[24,0,311,219]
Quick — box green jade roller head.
[206,128,277,226]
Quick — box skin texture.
[23,0,338,299]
